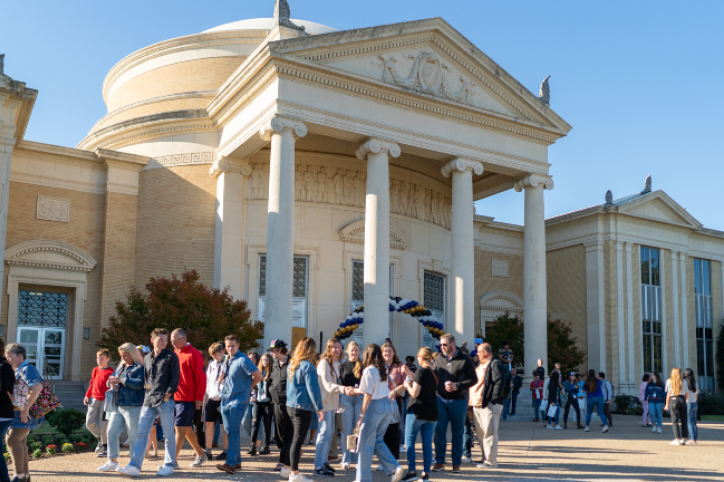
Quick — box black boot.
[247,445,257,456]
[258,445,270,455]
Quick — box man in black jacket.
[432,334,477,474]
[268,339,293,478]
[470,343,507,468]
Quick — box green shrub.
[3,453,8,463]
[46,444,57,455]
[624,406,644,416]
[613,394,640,414]
[28,441,43,452]
[61,443,74,454]
[46,408,86,437]
[54,434,67,445]
[32,449,43,459]
[41,435,55,447]
[698,391,724,416]
[68,433,83,444]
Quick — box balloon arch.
[333,297,444,340]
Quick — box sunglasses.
[440,343,450,347]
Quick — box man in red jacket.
[171,328,207,468]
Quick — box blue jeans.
[532,398,541,420]
[463,413,472,458]
[687,403,698,441]
[649,401,664,427]
[108,406,141,460]
[586,396,608,427]
[222,401,245,467]
[510,393,519,415]
[0,419,12,482]
[502,398,510,420]
[405,411,436,474]
[314,410,335,470]
[434,397,466,466]
[355,398,400,482]
[129,401,176,470]
[241,404,253,436]
[340,393,362,465]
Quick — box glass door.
[16,326,65,379]
[17,327,40,369]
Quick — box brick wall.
[474,248,523,300]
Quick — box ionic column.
[442,157,484,342]
[259,116,307,346]
[211,157,252,300]
[356,137,400,347]
[514,174,553,379]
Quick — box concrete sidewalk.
[24,415,724,481]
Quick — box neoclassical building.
[0,6,721,394]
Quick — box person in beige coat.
[314,338,353,476]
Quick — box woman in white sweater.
[314,338,350,476]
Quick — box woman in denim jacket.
[644,371,666,434]
[285,337,323,482]
[98,343,145,472]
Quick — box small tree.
[483,315,587,375]
[717,320,724,392]
[99,270,264,355]
[46,408,86,437]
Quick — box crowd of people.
[0,331,706,482]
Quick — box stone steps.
[52,381,87,413]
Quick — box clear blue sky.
[2,1,723,227]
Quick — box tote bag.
[11,378,29,411]
[547,403,558,419]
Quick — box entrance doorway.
[17,289,68,380]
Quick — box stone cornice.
[356,137,401,160]
[441,157,484,178]
[259,115,308,141]
[210,156,252,178]
[5,239,97,272]
[513,173,554,192]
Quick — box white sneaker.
[157,465,174,476]
[116,465,141,477]
[669,440,682,445]
[279,467,291,479]
[191,452,208,467]
[289,473,313,482]
[98,460,119,472]
[546,425,553,429]
[652,425,657,433]
[657,427,662,434]
[461,455,472,463]
[340,462,350,470]
[602,425,609,433]
[480,461,498,468]
[554,425,563,430]
[391,466,405,482]
[584,426,590,432]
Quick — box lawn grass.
[30,422,57,435]
[701,415,724,422]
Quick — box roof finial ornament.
[274,0,305,32]
[539,75,550,105]
[605,190,613,205]
[642,175,652,194]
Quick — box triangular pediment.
[618,191,702,230]
[338,220,409,250]
[5,240,97,272]
[268,18,571,135]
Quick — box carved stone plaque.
[36,195,70,223]
[492,259,509,278]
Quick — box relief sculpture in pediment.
[248,163,451,229]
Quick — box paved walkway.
[23,415,724,481]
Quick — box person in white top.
[683,368,699,444]
[664,367,689,445]
[352,344,405,482]
[203,342,227,460]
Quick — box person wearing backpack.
[469,343,508,468]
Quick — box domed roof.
[203,18,337,35]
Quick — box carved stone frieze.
[491,259,509,278]
[146,151,213,170]
[36,196,69,223]
[379,51,476,106]
[248,163,453,229]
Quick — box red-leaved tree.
[98,270,263,357]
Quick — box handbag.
[347,426,359,453]
[540,400,548,415]
[547,403,558,419]
[11,378,30,411]
[104,387,119,414]
[578,398,587,411]
[29,380,60,418]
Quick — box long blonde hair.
[319,338,342,377]
[119,342,144,366]
[347,341,363,379]
[670,367,683,396]
[289,337,317,378]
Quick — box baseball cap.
[267,339,287,351]
[570,372,576,376]
[137,345,151,355]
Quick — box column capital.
[259,115,308,141]
[513,173,554,192]
[441,157,484,178]
[356,137,401,161]
[210,156,252,178]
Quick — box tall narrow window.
[640,247,662,374]
[350,261,393,340]
[258,255,309,328]
[423,271,445,346]
[694,258,714,391]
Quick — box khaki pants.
[86,398,107,445]
[472,403,502,465]
[7,428,30,475]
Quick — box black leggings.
[383,398,403,459]
[564,397,580,424]
[289,407,313,471]
[274,403,293,466]
[252,402,273,447]
[670,396,688,440]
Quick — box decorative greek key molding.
[210,157,252,178]
[513,173,554,192]
[338,220,409,250]
[491,259,509,278]
[146,151,213,170]
[248,162,453,230]
[441,157,484,178]
[259,115,308,141]
[36,196,69,223]
[5,239,97,272]
[356,137,401,160]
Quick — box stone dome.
[203,18,337,35]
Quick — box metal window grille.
[18,291,68,328]
[259,255,308,298]
[352,261,364,302]
[640,247,662,373]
